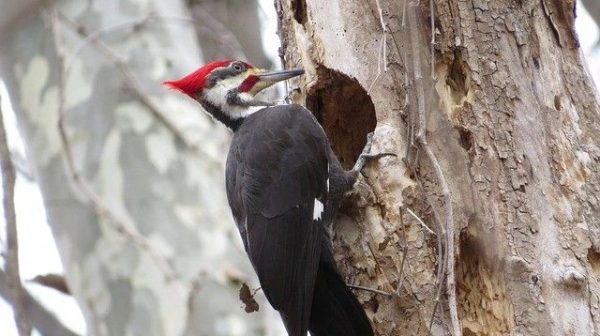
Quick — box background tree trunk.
[189,0,273,69]
[0,0,281,335]
[277,0,600,335]
[581,0,600,42]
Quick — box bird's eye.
[231,62,244,72]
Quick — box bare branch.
[0,93,31,335]
[67,12,245,74]
[29,273,70,295]
[430,0,436,80]
[367,0,388,93]
[402,2,460,335]
[188,5,246,60]
[423,1,458,332]
[418,135,459,336]
[394,206,409,296]
[405,206,436,235]
[366,241,396,294]
[402,4,449,331]
[183,271,208,331]
[58,13,193,149]
[67,16,150,71]
[55,11,221,166]
[347,284,393,297]
[48,9,177,281]
[0,269,80,336]
[274,0,288,67]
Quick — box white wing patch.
[326,163,330,192]
[313,199,324,221]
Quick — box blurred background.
[0,0,599,335]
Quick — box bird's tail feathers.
[308,260,374,336]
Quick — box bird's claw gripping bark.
[352,132,396,173]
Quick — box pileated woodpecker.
[164,60,382,336]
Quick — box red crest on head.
[163,59,255,96]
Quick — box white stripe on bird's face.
[313,199,324,221]
[202,74,263,119]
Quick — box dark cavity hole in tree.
[306,66,377,170]
[463,328,477,336]
[554,95,562,110]
[588,247,600,276]
[458,227,481,266]
[292,0,308,25]
[447,49,468,98]
[458,127,473,151]
[457,227,483,332]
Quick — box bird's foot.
[352,132,396,173]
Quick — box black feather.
[309,253,374,336]
[225,104,373,336]
[246,206,321,335]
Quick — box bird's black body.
[165,61,375,336]
[226,104,373,336]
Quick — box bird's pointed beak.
[249,68,304,94]
[257,68,304,84]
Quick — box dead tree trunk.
[277,0,600,335]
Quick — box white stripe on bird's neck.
[203,77,266,119]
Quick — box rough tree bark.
[0,0,280,335]
[277,0,600,335]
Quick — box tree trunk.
[277,0,600,335]
[0,0,279,335]
[189,0,273,69]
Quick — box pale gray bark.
[0,94,31,335]
[0,0,277,335]
[190,0,272,68]
[0,270,79,336]
[278,0,600,335]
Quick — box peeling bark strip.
[0,95,32,336]
[278,0,600,335]
[541,0,578,48]
[0,270,78,336]
[239,283,260,313]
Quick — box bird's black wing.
[226,104,329,335]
